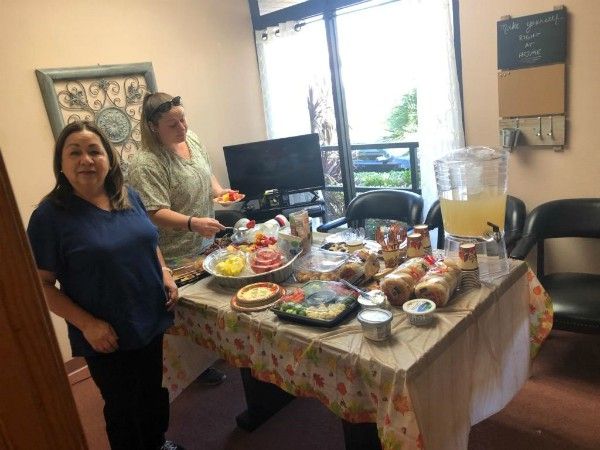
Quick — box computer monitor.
[223,133,325,201]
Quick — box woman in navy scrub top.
[27,121,184,450]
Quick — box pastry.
[380,257,430,307]
[380,272,414,306]
[413,259,461,307]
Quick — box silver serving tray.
[203,248,299,289]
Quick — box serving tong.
[226,226,248,244]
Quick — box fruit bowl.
[203,248,299,289]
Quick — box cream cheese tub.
[357,308,393,341]
[357,289,386,309]
[402,299,436,326]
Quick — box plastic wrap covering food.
[380,257,430,307]
[293,249,349,283]
[413,258,461,307]
[338,249,380,284]
[248,248,285,274]
[271,280,359,327]
[294,248,380,284]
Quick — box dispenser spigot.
[486,222,502,243]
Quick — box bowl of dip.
[357,308,393,341]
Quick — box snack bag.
[289,209,312,254]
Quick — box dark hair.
[42,121,130,210]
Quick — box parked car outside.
[352,149,410,172]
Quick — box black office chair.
[510,198,600,334]
[425,195,526,253]
[316,189,423,233]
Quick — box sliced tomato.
[280,288,305,304]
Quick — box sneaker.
[198,366,226,386]
[161,441,185,450]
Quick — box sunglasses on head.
[148,96,182,121]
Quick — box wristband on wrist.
[161,266,173,276]
[187,215,193,231]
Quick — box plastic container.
[357,308,393,341]
[402,299,436,326]
[293,249,349,282]
[234,218,250,230]
[263,218,283,236]
[357,289,386,309]
[248,248,285,274]
[271,280,360,327]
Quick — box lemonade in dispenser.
[433,146,510,279]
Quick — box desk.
[163,260,552,450]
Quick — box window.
[336,1,419,193]
[250,0,462,219]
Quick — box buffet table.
[163,257,552,450]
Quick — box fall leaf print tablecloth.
[163,259,552,450]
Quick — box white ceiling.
[258,0,308,15]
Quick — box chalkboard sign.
[497,9,567,70]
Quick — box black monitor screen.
[223,133,325,200]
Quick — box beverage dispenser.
[433,146,510,280]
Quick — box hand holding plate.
[214,191,245,206]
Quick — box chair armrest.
[504,229,522,254]
[317,216,348,233]
[510,235,537,260]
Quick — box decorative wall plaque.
[36,63,157,172]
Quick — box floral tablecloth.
[163,259,552,450]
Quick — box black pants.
[85,333,169,450]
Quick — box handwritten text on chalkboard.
[497,9,566,70]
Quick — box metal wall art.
[36,62,157,171]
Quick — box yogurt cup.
[357,308,393,341]
[402,299,436,326]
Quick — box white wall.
[0,0,266,360]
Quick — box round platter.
[230,288,285,312]
[204,249,299,289]
[236,282,283,305]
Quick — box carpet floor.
[71,330,600,450]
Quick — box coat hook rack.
[499,115,565,150]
